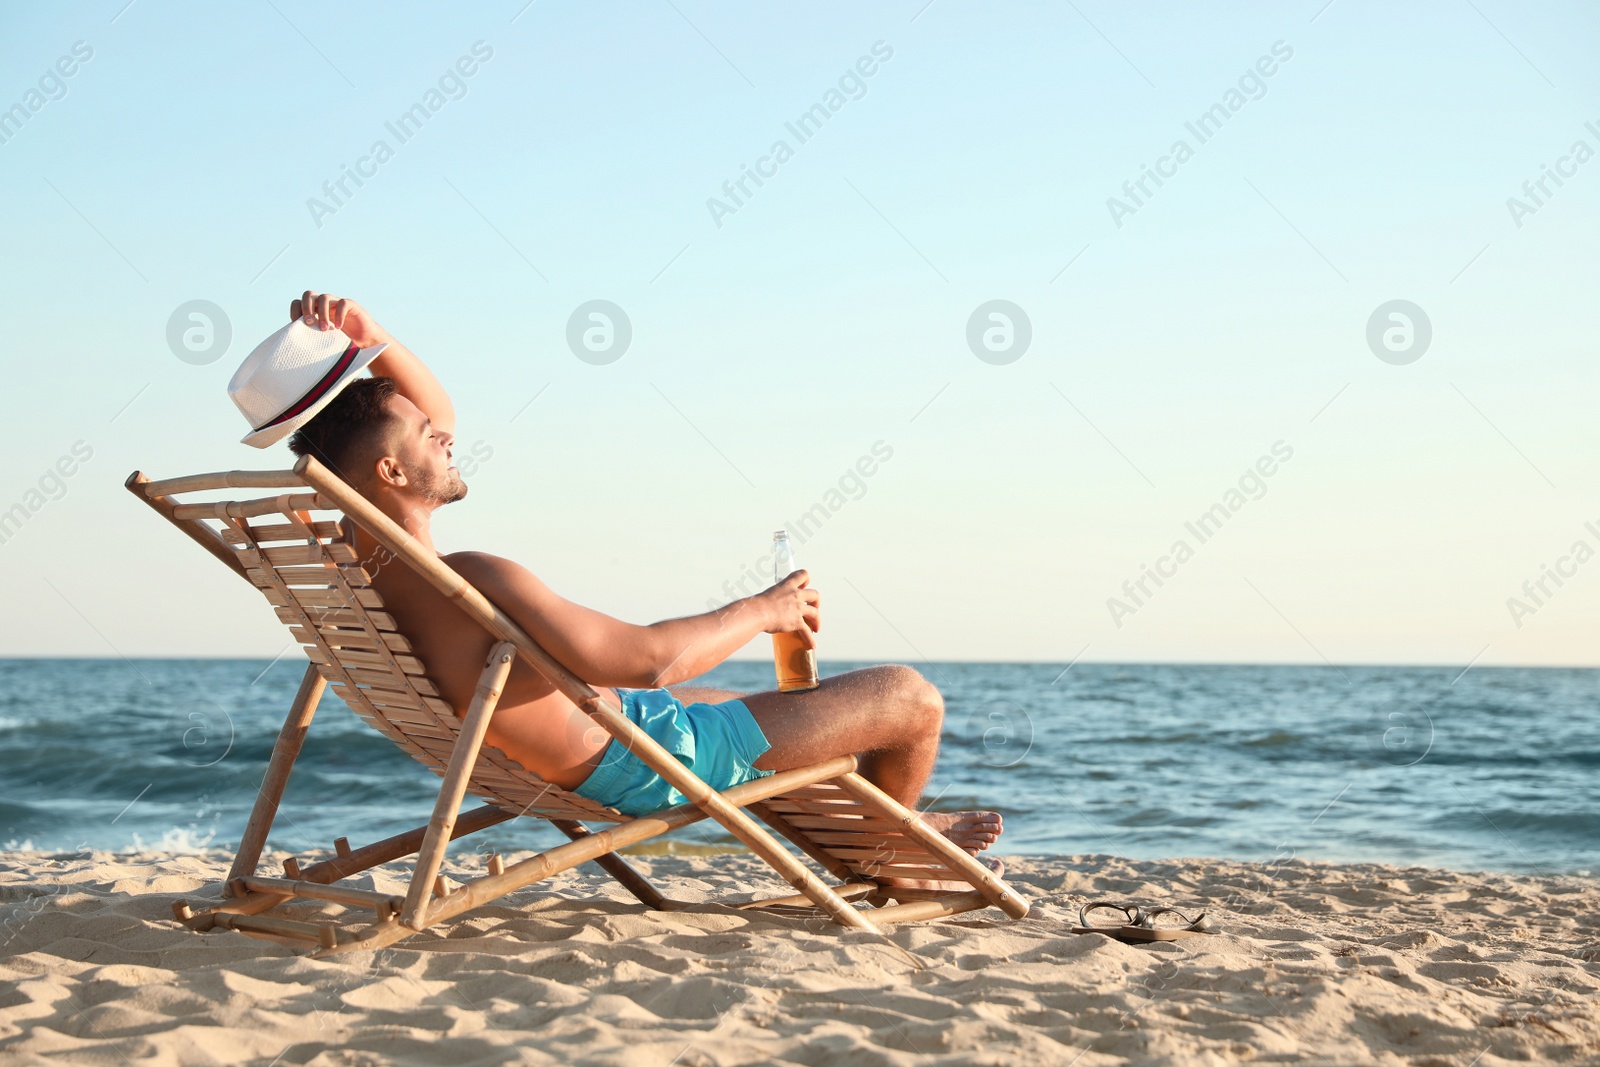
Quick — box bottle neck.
[773,534,796,582]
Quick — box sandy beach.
[1,847,1595,1066]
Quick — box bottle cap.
[773,529,789,540]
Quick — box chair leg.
[400,642,517,930]
[549,820,667,909]
[225,664,326,894]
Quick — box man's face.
[386,394,467,505]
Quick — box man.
[264,291,1002,878]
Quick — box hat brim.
[240,343,388,448]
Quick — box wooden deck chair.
[126,457,1028,957]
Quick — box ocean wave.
[3,660,1597,871]
[1429,807,1600,840]
[1241,731,1303,748]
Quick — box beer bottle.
[770,529,819,692]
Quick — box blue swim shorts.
[573,688,774,816]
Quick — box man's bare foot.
[919,810,1003,855]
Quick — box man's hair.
[286,376,400,479]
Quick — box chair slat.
[771,814,903,833]
[279,606,399,631]
[419,695,451,714]
[331,681,423,710]
[762,798,872,815]
[845,863,958,880]
[776,784,852,800]
[823,845,943,865]
[290,586,383,610]
[260,543,357,566]
[330,646,427,675]
[266,564,372,588]
[793,829,914,847]
[328,665,440,697]
[172,492,327,520]
[138,469,309,497]
[220,520,342,545]
[290,626,413,654]
[347,699,444,728]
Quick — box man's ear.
[374,456,408,489]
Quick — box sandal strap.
[1078,901,1144,928]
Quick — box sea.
[1,659,1595,876]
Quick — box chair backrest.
[128,468,626,824]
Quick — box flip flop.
[1071,902,1213,943]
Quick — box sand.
[0,847,1596,1066]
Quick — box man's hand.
[290,291,391,348]
[287,288,456,434]
[758,570,820,648]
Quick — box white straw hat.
[228,320,387,448]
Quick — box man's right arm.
[449,551,818,689]
[292,290,456,434]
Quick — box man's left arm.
[450,552,818,688]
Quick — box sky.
[1,0,1599,668]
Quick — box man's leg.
[738,664,1001,854]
